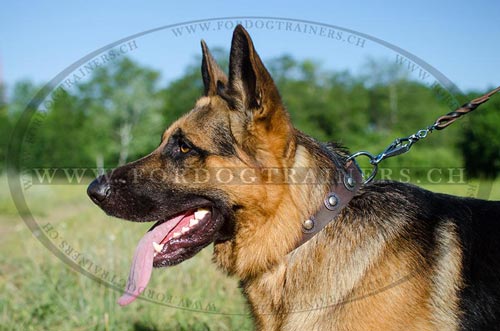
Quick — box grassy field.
[1,175,499,331]
[0,175,252,331]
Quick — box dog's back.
[446,190,500,329]
[376,182,500,330]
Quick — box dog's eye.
[179,141,191,154]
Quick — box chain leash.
[347,86,500,184]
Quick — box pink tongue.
[117,215,184,306]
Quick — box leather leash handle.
[434,86,500,130]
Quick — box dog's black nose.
[87,178,111,204]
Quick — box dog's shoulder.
[355,180,500,329]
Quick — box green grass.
[1,175,499,331]
[0,176,252,331]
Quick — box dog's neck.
[213,132,345,280]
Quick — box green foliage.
[1,54,498,178]
[161,64,204,125]
[2,80,44,172]
[26,89,88,168]
[14,58,164,169]
[460,91,500,178]
[77,57,164,166]
[7,80,42,117]
[0,85,9,172]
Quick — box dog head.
[88,25,329,304]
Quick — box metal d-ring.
[347,151,378,185]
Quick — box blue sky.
[1,0,499,96]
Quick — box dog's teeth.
[152,242,164,253]
[173,232,181,238]
[189,218,199,227]
[194,209,210,220]
[181,226,190,234]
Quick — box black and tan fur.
[88,25,500,330]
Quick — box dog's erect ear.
[201,40,228,96]
[226,25,282,119]
[224,25,293,161]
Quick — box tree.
[31,89,87,168]
[77,57,163,167]
[3,80,43,171]
[0,83,9,171]
[1,54,484,180]
[7,80,42,117]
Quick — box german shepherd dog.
[88,25,500,330]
